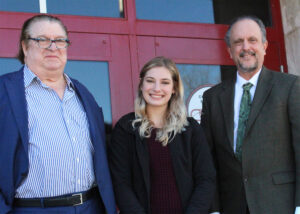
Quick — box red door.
[0,0,287,124]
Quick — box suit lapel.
[5,68,29,155]
[219,78,235,149]
[168,134,186,198]
[245,67,274,136]
[134,129,150,200]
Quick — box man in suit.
[0,14,117,214]
[201,16,300,214]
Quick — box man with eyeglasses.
[0,14,117,214]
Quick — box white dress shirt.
[233,69,261,151]
[15,65,95,198]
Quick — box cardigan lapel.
[168,134,186,199]
[134,129,151,200]
[5,68,29,155]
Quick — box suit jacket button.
[244,177,248,182]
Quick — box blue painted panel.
[65,60,112,124]
[136,0,214,23]
[0,58,22,75]
[47,0,122,18]
[0,0,39,13]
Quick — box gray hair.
[17,14,68,64]
[224,16,267,47]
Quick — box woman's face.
[141,66,174,110]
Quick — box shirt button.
[72,137,76,142]
[76,158,79,162]
[77,179,80,184]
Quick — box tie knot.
[243,82,253,91]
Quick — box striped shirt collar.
[23,64,74,91]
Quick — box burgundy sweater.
[147,130,183,214]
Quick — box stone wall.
[280,0,300,76]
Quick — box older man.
[0,14,117,214]
[201,16,300,214]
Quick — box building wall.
[280,0,300,76]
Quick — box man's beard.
[237,50,258,73]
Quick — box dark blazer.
[108,112,216,214]
[0,67,117,214]
[201,67,300,214]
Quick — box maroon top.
[147,130,183,214]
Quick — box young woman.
[108,56,215,214]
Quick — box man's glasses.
[28,37,70,49]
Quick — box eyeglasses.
[28,37,70,49]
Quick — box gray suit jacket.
[201,67,300,214]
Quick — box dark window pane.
[177,64,221,103]
[0,0,39,13]
[65,61,113,143]
[0,58,22,75]
[213,0,272,26]
[177,64,236,123]
[220,65,236,81]
[65,61,112,124]
[136,0,215,23]
[136,0,271,26]
[47,0,123,18]
[177,64,221,122]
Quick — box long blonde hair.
[132,56,188,146]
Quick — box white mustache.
[240,51,256,57]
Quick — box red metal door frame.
[0,0,287,123]
[124,0,287,90]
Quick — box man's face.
[227,19,268,75]
[22,20,68,74]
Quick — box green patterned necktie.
[235,82,253,162]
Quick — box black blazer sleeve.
[184,118,216,214]
[201,92,220,213]
[108,120,146,214]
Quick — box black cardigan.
[108,112,216,214]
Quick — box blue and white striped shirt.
[15,65,95,198]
